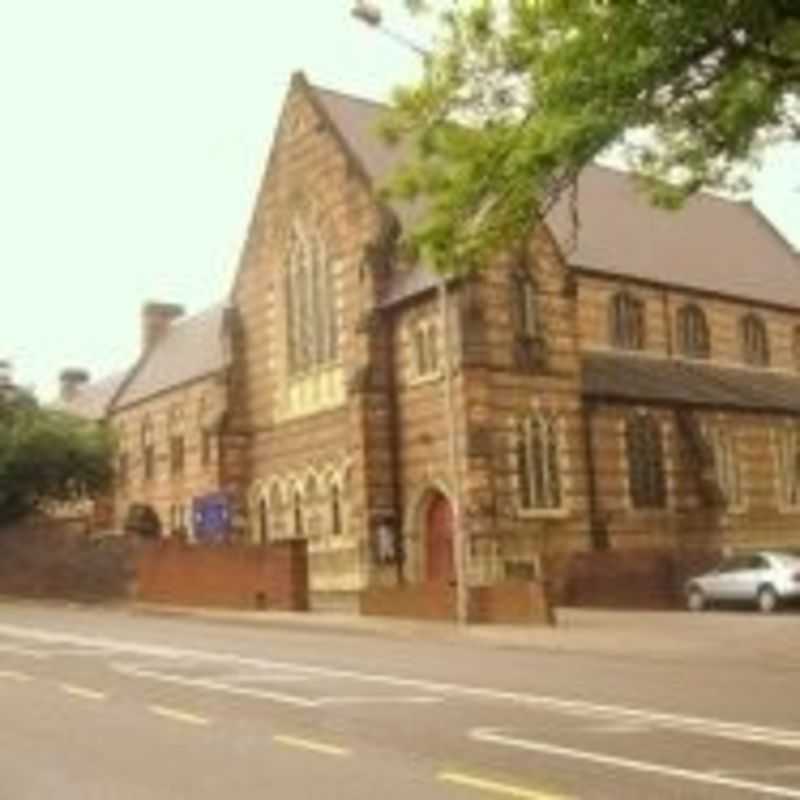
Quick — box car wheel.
[687,587,706,612]
[757,585,779,614]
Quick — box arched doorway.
[425,491,455,583]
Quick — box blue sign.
[192,493,230,543]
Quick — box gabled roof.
[52,371,128,421]
[113,304,229,410]
[583,351,800,414]
[310,81,800,310]
[548,166,800,309]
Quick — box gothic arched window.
[677,304,710,359]
[792,326,800,372]
[777,425,800,508]
[141,416,155,481]
[258,497,268,545]
[330,482,342,536]
[704,426,742,508]
[168,406,185,476]
[511,271,540,338]
[626,412,666,508]
[740,314,769,366]
[285,219,340,377]
[517,412,562,510]
[609,291,645,350]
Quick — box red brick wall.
[0,523,134,601]
[470,581,554,625]
[360,580,553,625]
[135,539,309,611]
[556,548,720,609]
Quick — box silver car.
[686,551,800,613]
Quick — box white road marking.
[1,623,799,751]
[273,734,350,757]
[60,684,107,701]
[314,695,443,706]
[0,643,48,659]
[0,669,32,682]
[149,705,210,726]
[471,728,800,799]
[439,771,569,800]
[113,663,317,708]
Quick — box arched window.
[330,482,342,536]
[511,270,540,338]
[677,304,710,359]
[285,219,340,377]
[792,327,800,372]
[626,412,666,508]
[517,412,562,510]
[609,291,645,350]
[704,426,741,508]
[410,317,439,379]
[141,416,155,481]
[258,497,268,545]
[740,314,769,366]
[777,426,800,508]
[292,489,304,538]
[268,482,285,540]
[168,407,185,476]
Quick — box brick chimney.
[59,367,90,402]
[142,301,184,354]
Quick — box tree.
[383,0,800,271]
[0,389,113,526]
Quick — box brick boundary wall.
[134,539,309,611]
[359,580,554,625]
[0,523,135,602]
[555,548,722,609]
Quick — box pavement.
[0,600,799,799]
[131,600,800,668]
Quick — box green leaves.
[388,0,800,271]
[0,395,113,525]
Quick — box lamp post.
[351,2,469,625]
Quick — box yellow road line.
[61,684,107,701]
[148,705,210,726]
[0,669,32,682]
[438,771,569,800]
[273,734,350,757]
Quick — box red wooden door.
[426,493,455,583]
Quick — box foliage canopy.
[0,389,113,526]
[384,0,800,271]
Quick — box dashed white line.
[0,669,32,682]
[60,684,107,701]
[149,705,210,726]
[439,771,569,800]
[273,734,350,757]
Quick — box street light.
[351,1,431,58]
[351,2,469,626]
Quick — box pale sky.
[1,1,798,400]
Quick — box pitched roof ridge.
[310,80,389,112]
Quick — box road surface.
[1,601,798,799]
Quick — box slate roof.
[113,304,229,410]
[582,351,800,414]
[311,83,800,310]
[52,371,128,421]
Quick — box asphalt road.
[1,602,799,800]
